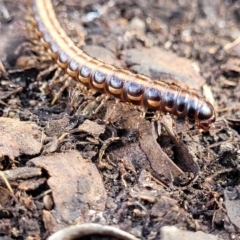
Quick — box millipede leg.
[52,71,68,84]
[194,124,201,135]
[172,115,177,133]
[136,106,147,131]
[78,94,110,116]
[25,24,38,38]
[93,94,110,114]
[74,83,94,97]
[152,111,180,139]
[69,87,82,103]
[98,136,120,169]
[37,64,59,82]
[157,120,162,136]
[152,111,164,136]
[37,55,52,62]
[75,101,91,115]
[14,41,32,54]
[158,112,164,134]
[51,75,71,105]
[30,45,43,54]
[70,86,97,114]
[48,67,62,87]
[151,121,160,140]
[105,98,120,122]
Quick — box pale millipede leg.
[30,45,43,54]
[37,64,59,82]
[48,67,62,87]
[194,124,201,135]
[37,55,52,62]
[78,94,110,116]
[13,41,34,58]
[157,120,162,136]
[29,36,49,55]
[68,87,81,111]
[25,15,33,23]
[69,86,82,106]
[25,28,37,38]
[58,73,71,84]
[75,101,91,115]
[51,75,71,105]
[92,94,110,114]
[152,111,164,136]
[172,115,177,133]
[105,98,120,122]
[30,39,51,56]
[69,86,97,114]
[25,23,37,37]
[138,106,147,119]
[69,88,92,114]
[185,118,190,130]
[85,89,97,97]
[98,136,120,169]
[31,45,47,54]
[31,39,43,46]
[77,93,102,115]
[136,106,147,131]
[81,100,99,115]
[74,84,95,97]
[151,120,160,140]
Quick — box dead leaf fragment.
[224,186,240,230]
[0,117,42,160]
[139,121,184,185]
[78,119,106,138]
[28,151,107,232]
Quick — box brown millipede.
[27,0,216,131]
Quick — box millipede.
[27,0,216,131]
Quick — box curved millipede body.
[28,0,216,131]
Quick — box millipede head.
[197,101,216,131]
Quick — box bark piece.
[28,151,107,232]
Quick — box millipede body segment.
[28,0,216,131]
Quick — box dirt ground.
[0,0,240,239]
